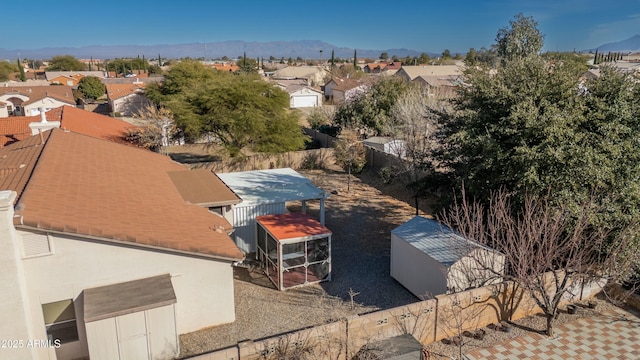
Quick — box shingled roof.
[1,128,243,261]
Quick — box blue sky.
[3,0,639,54]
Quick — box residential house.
[0,128,244,360]
[412,75,463,97]
[391,216,505,298]
[0,105,136,147]
[105,81,152,116]
[273,80,323,108]
[271,66,328,87]
[323,77,369,104]
[363,62,388,74]
[210,63,240,72]
[45,71,106,86]
[394,65,463,82]
[0,85,75,117]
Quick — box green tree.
[380,52,389,60]
[465,48,478,66]
[0,61,17,81]
[147,60,307,156]
[77,76,105,99]
[17,59,26,81]
[433,57,640,261]
[334,77,411,135]
[353,50,358,69]
[496,13,544,61]
[441,49,452,59]
[330,49,335,67]
[418,53,431,65]
[46,55,86,71]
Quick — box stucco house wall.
[17,229,235,360]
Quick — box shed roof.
[168,169,241,207]
[216,168,327,207]
[257,213,331,241]
[391,216,484,267]
[84,274,176,322]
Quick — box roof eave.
[14,223,245,262]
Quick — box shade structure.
[256,213,332,290]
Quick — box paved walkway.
[466,307,640,359]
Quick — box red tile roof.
[0,117,34,146]
[0,106,137,146]
[0,85,75,106]
[106,83,146,101]
[1,128,243,261]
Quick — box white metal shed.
[390,216,505,299]
[217,168,328,254]
[362,137,406,158]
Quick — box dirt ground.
[178,165,430,357]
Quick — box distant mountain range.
[3,35,638,61]
[585,35,640,53]
[0,40,436,61]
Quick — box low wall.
[187,148,335,173]
[188,275,604,360]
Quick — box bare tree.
[124,105,175,154]
[436,291,490,360]
[333,129,366,192]
[439,189,640,337]
[387,85,450,214]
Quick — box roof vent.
[39,107,47,123]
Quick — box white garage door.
[292,95,318,108]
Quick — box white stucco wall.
[23,98,72,116]
[18,230,236,360]
[0,192,37,360]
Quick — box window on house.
[42,300,79,344]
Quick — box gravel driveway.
[179,168,424,357]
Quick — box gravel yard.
[179,167,425,357]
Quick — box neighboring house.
[271,66,328,87]
[0,105,136,147]
[362,136,407,158]
[0,79,51,87]
[273,80,323,108]
[412,75,463,97]
[210,63,240,72]
[390,216,505,298]
[394,65,463,82]
[0,85,75,117]
[0,128,244,360]
[323,77,369,103]
[363,62,388,74]
[217,168,329,254]
[45,71,106,86]
[106,81,152,116]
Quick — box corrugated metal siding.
[233,203,287,253]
